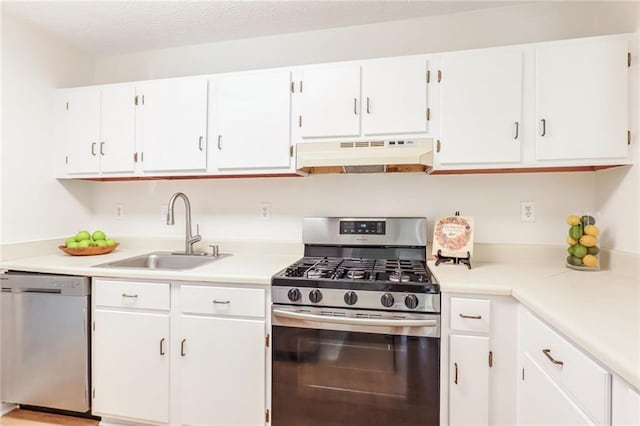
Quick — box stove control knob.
[287,288,301,302]
[405,294,419,309]
[380,293,395,308]
[344,291,358,305]
[309,289,323,304]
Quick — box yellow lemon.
[566,215,581,226]
[579,235,597,248]
[566,236,578,246]
[582,254,598,267]
[584,224,599,237]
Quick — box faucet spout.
[166,192,201,254]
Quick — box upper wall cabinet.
[210,70,292,170]
[362,57,429,136]
[535,36,630,161]
[62,85,136,175]
[136,78,208,172]
[298,64,361,139]
[438,49,523,165]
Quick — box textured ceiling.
[2,1,517,55]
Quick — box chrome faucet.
[166,192,201,254]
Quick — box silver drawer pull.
[213,300,230,304]
[459,313,481,320]
[542,349,564,366]
[121,293,138,298]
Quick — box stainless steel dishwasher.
[1,271,90,413]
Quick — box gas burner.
[389,273,410,283]
[346,269,366,280]
[306,268,334,279]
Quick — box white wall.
[88,1,639,253]
[0,10,95,245]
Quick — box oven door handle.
[273,309,438,328]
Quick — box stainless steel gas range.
[271,217,440,426]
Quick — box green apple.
[78,239,91,248]
[92,230,106,241]
[105,239,116,247]
[75,230,91,242]
[65,237,76,247]
[67,241,79,249]
[96,240,108,247]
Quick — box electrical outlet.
[520,201,535,222]
[160,204,168,223]
[115,204,124,220]
[259,202,271,220]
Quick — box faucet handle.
[196,224,200,236]
[209,245,219,257]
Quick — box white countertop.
[430,260,640,390]
[1,240,638,389]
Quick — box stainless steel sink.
[95,252,223,270]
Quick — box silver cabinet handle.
[541,119,547,136]
[454,362,459,384]
[366,97,371,114]
[180,339,186,356]
[353,98,358,115]
[91,143,96,156]
[198,136,203,151]
[514,122,519,140]
[459,313,482,319]
[273,309,438,327]
[217,135,222,150]
[542,349,564,366]
[213,300,230,304]
[160,338,166,355]
[100,142,105,155]
[121,293,138,298]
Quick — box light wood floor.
[0,410,98,426]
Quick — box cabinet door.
[536,37,629,160]
[518,353,594,425]
[362,57,428,136]
[92,309,169,424]
[214,70,292,169]
[138,78,208,172]
[180,315,265,426]
[100,85,136,173]
[612,375,640,426]
[65,87,101,174]
[299,64,360,138]
[449,334,490,425]
[439,50,523,164]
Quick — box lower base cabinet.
[449,334,490,425]
[92,279,267,426]
[180,316,266,426]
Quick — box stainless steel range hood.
[296,139,433,175]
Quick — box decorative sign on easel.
[432,212,474,269]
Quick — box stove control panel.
[339,220,386,235]
[272,287,440,313]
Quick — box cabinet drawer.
[520,308,610,425]
[94,279,170,310]
[450,297,491,333]
[181,285,265,318]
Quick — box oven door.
[272,305,440,426]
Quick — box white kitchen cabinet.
[438,48,523,165]
[64,87,101,174]
[137,77,208,172]
[298,63,361,138]
[179,315,266,426]
[518,307,610,425]
[449,334,490,425]
[361,57,428,136]
[212,70,292,170]
[612,375,640,425]
[92,309,170,424]
[441,294,518,426]
[535,36,630,161]
[61,85,136,175]
[519,352,594,425]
